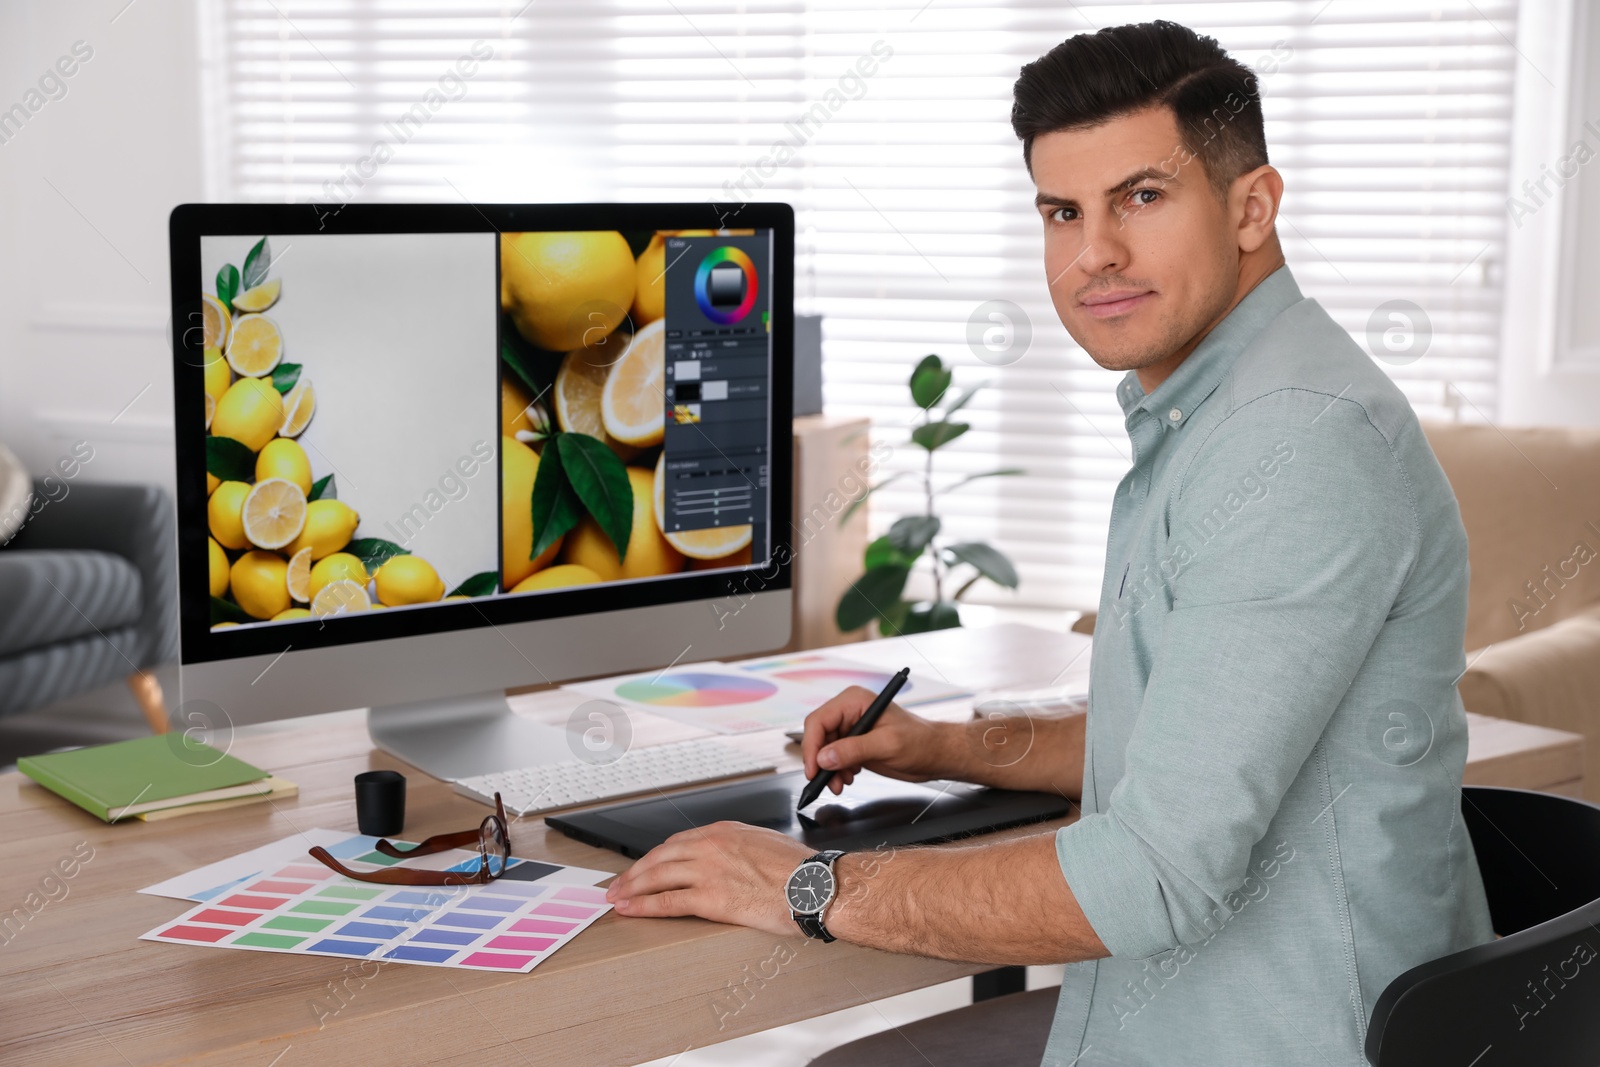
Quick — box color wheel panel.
[614,672,778,707]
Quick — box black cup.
[354,770,406,837]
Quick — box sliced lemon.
[202,293,231,350]
[555,344,637,458]
[311,579,372,617]
[226,314,283,377]
[286,546,313,603]
[242,477,307,550]
[203,346,231,403]
[232,277,282,312]
[279,379,315,438]
[652,452,752,560]
[600,318,665,447]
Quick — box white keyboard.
[452,739,777,816]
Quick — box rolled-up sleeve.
[1057,392,1419,958]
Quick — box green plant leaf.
[910,354,952,410]
[863,534,915,571]
[557,433,633,561]
[308,473,335,502]
[835,563,912,632]
[206,436,256,480]
[887,515,940,555]
[911,421,969,452]
[877,598,912,635]
[242,237,270,290]
[530,436,583,560]
[210,596,253,625]
[448,571,499,598]
[215,264,240,310]
[271,361,302,395]
[901,600,962,633]
[501,336,543,397]
[943,541,1019,589]
[941,467,1024,494]
[839,471,907,526]
[346,538,410,573]
[941,383,987,417]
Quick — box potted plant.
[835,354,1022,635]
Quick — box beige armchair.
[1426,422,1600,799]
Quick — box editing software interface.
[194,227,775,631]
[659,235,771,558]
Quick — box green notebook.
[18,735,271,822]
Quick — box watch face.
[786,861,834,915]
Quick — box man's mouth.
[1078,290,1154,320]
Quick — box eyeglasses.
[308,792,511,886]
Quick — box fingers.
[802,686,875,777]
[609,858,696,905]
[816,730,895,776]
[613,887,697,918]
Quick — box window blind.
[204,0,1519,611]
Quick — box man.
[606,20,1493,1065]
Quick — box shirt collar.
[1116,265,1303,430]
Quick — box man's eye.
[1132,188,1160,206]
[1049,207,1077,223]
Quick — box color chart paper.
[141,847,612,972]
[564,660,834,734]
[732,652,974,708]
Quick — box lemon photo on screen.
[202,232,499,630]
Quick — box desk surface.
[0,624,1582,1067]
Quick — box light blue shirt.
[1045,266,1494,1066]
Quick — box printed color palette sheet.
[140,832,613,972]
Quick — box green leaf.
[215,264,240,310]
[242,237,270,290]
[864,534,915,571]
[346,538,410,573]
[835,563,912,632]
[901,600,962,634]
[501,336,543,397]
[877,598,912,635]
[271,362,302,395]
[448,571,500,598]
[943,541,1019,589]
[910,354,952,410]
[210,596,253,625]
[911,421,969,452]
[942,467,1024,494]
[941,383,987,417]
[839,471,907,526]
[557,433,633,561]
[206,436,256,480]
[530,437,583,560]
[887,515,940,555]
[308,473,335,502]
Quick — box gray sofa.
[0,480,177,728]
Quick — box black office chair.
[1365,786,1600,1066]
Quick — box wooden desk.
[0,624,1581,1066]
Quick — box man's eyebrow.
[1034,165,1182,210]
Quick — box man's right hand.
[801,686,965,796]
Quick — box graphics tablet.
[545,770,1074,858]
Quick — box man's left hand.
[604,821,812,938]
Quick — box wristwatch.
[786,850,845,942]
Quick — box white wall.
[0,0,201,501]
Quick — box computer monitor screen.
[172,204,793,693]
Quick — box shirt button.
[1168,407,1182,423]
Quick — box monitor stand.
[367,690,575,782]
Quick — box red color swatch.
[218,894,288,911]
[247,880,313,895]
[190,908,259,927]
[160,924,232,943]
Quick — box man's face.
[1031,106,1240,374]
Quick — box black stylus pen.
[797,667,910,810]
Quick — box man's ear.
[1232,164,1283,254]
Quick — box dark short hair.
[1011,21,1268,196]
